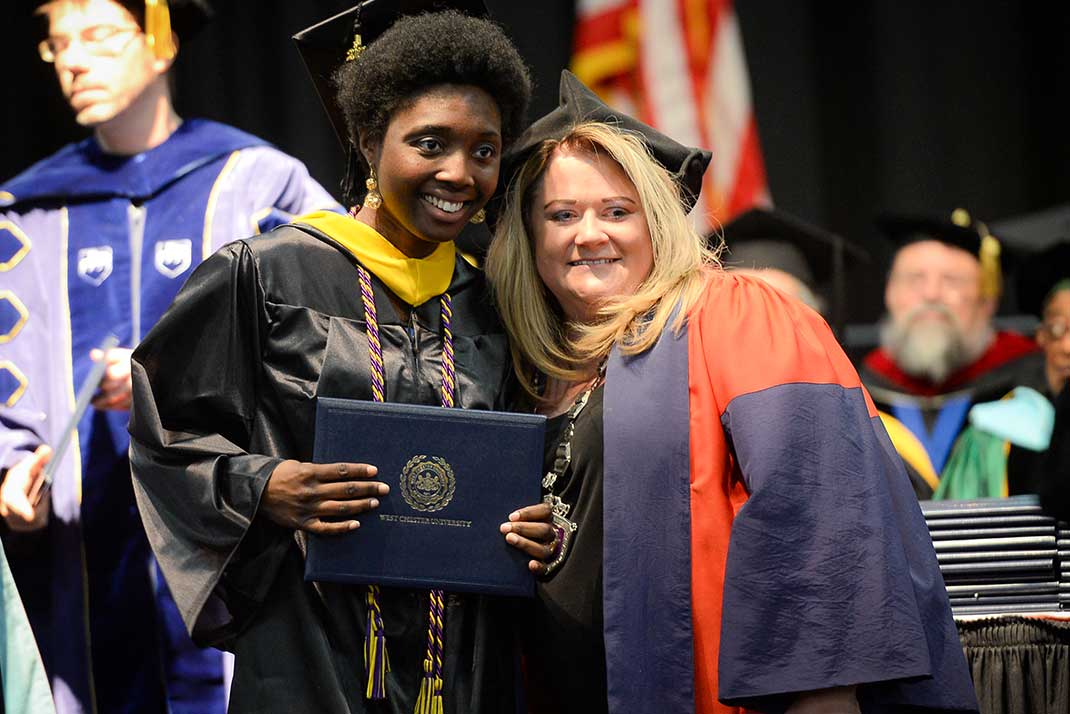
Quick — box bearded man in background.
[860,210,1045,498]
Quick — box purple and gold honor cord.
[357,263,453,714]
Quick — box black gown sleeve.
[128,241,286,647]
[1041,383,1070,521]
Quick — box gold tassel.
[979,231,1002,299]
[952,209,1001,299]
[346,33,366,62]
[413,661,444,714]
[145,0,177,61]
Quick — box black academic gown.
[128,224,517,714]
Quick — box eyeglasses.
[889,270,978,298]
[1042,319,1070,340]
[38,24,141,63]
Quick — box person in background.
[485,70,977,714]
[859,210,1045,498]
[935,241,1070,499]
[0,0,337,711]
[128,4,551,712]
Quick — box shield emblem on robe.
[77,246,113,286]
[154,239,193,279]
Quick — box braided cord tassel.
[415,294,453,714]
[358,266,386,403]
[439,294,455,408]
[357,253,455,710]
[357,265,389,698]
[415,589,446,714]
[363,584,389,698]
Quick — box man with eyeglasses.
[858,209,1046,499]
[0,1,337,712]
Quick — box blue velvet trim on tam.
[603,322,694,714]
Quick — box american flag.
[572,0,772,232]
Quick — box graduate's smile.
[421,193,468,215]
[418,191,476,227]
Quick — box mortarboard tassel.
[144,0,177,61]
[979,232,1002,300]
[953,208,1002,299]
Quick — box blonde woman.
[486,72,977,714]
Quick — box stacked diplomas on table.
[922,495,1070,616]
[304,397,545,597]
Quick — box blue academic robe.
[0,119,338,714]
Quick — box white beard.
[880,304,993,385]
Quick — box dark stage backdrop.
[3,1,1068,324]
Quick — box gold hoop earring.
[470,208,486,224]
[363,168,382,210]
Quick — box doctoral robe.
[601,272,978,713]
[0,119,337,714]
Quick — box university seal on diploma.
[400,455,456,512]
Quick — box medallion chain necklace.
[540,361,606,576]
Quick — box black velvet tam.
[502,70,711,215]
[720,206,868,289]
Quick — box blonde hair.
[486,121,721,396]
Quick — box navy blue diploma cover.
[304,397,546,596]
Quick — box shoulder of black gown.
[443,251,503,338]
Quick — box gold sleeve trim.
[0,220,31,271]
[0,290,29,343]
[201,151,243,260]
[0,361,28,407]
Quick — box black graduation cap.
[500,70,711,215]
[721,207,868,334]
[292,0,488,151]
[157,0,211,39]
[722,207,866,287]
[876,207,1004,298]
[992,203,1070,253]
[1016,241,1070,318]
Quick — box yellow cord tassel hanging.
[364,585,390,699]
[414,590,445,714]
[413,661,444,714]
[144,0,177,61]
[979,232,1002,299]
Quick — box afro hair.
[333,11,532,164]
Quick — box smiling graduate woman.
[486,71,980,714]
[126,3,554,713]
